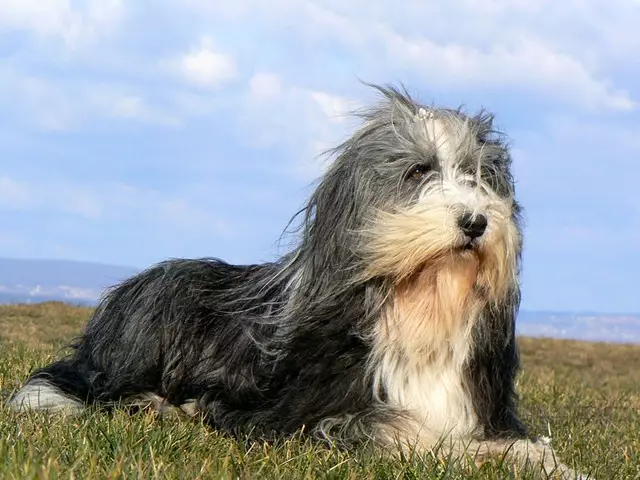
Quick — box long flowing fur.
[9,84,590,479]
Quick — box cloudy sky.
[1,0,638,313]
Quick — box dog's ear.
[465,287,528,437]
[299,162,365,278]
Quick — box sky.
[0,0,639,313]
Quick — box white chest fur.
[370,261,483,443]
[373,334,479,440]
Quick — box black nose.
[458,213,488,239]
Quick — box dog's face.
[337,97,522,302]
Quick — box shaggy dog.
[10,85,589,479]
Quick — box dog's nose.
[458,213,488,239]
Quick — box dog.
[9,84,589,479]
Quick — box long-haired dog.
[9,85,589,479]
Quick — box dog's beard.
[358,193,519,304]
[377,256,481,359]
[359,186,520,358]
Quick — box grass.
[0,302,638,479]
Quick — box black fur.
[32,258,379,438]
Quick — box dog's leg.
[8,360,89,414]
[120,393,200,418]
[469,437,593,480]
[373,420,592,480]
[8,378,85,414]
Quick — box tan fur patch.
[380,256,480,357]
[368,256,485,441]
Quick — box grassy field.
[0,302,638,479]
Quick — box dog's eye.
[406,164,431,181]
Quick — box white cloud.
[0,0,124,47]
[182,0,637,112]
[0,66,182,131]
[238,73,359,179]
[2,0,635,141]
[249,73,284,102]
[378,30,636,111]
[309,91,355,122]
[172,35,238,88]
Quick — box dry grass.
[0,302,92,348]
[0,302,638,479]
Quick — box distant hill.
[0,258,138,305]
[517,310,640,344]
[0,257,639,343]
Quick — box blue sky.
[1,0,638,313]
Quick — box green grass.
[0,302,638,479]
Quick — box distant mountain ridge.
[516,310,640,344]
[0,257,138,305]
[1,257,639,343]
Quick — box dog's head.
[303,85,522,302]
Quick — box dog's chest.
[375,343,478,437]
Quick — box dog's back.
[9,259,276,418]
